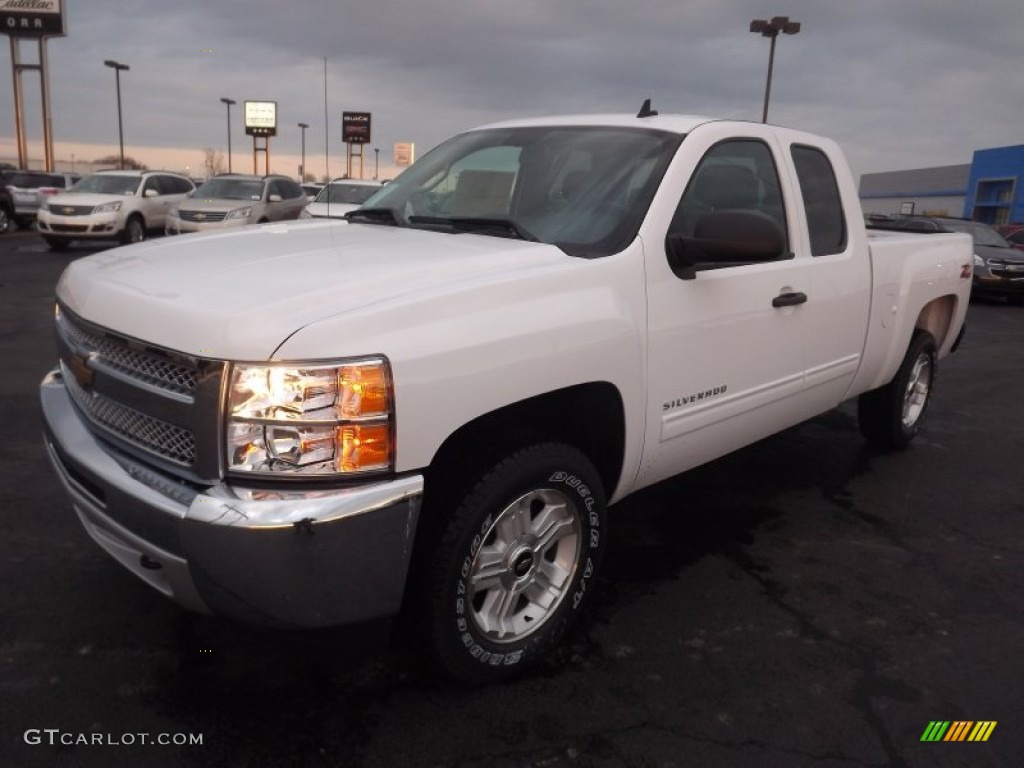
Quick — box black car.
[872,216,1024,305]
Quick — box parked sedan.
[166,174,308,234]
[2,170,79,229]
[878,216,1024,304]
[300,178,383,219]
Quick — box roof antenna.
[637,98,658,118]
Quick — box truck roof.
[473,113,718,135]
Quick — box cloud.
[2,0,1021,182]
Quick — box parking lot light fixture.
[750,16,801,124]
[220,98,236,173]
[103,60,130,169]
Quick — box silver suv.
[3,170,80,228]
[37,169,195,250]
[166,174,308,235]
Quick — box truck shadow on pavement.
[139,405,899,763]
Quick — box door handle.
[772,291,807,308]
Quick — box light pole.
[220,97,236,173]
[374,147,379,180]
[750,16,800,124]
[103,60,130,169]
[298,122,309,181]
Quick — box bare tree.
[202,147,226,177]
[94,154,148,170]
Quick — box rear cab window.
[790,145,847,256]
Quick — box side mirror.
[666,211,786,280]
[144,188,159,198]
[268,193,283,203]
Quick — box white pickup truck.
[41,110,972,682]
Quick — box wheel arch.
[914,294,959,353]
[421,381,626,513]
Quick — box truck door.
[637,132,810,489]
[784,141,872,411]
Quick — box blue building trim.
[965,146,1024,224]
[860,190,965,200]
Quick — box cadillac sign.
[0,0,66,38]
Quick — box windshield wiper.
[407,216,539,242]
[344,207,404,226]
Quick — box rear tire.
[0,206,11,235]
[858,331,937,449]
[419,443,606,683]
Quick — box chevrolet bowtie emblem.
[195,213,205,220]
[68,351,95,388]
[63,207,74,215]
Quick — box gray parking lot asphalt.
[1,228,1022,768]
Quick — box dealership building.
[859,145,1024,226]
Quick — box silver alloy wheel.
[467,488,581,643]
[901,352,932,429]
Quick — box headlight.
[226,206,253,220]
[94,201,122,214]
[226,358,393,476]
[973,254,985,267]
[40,200,50,212]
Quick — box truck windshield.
[360,125,683,257]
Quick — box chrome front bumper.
[40,368,424,627]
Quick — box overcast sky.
[1,0,1021,182]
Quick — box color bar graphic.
[920,721,996,742]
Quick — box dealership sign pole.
[2,0,66,171]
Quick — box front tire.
[858,330,937,449]
[421,443,606,683]
[0,206,11,235]
[120,214,146,244]
[43,236,71,251]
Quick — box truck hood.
[56,220,573,359]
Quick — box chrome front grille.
[55,306,225,481]
[59,313,197,396]
[178,210,228,222]
[53,204,96,216]
[64,368,197,465]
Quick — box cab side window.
[142,176,163,196]
[268,180,287,200]
[791,145,847,256]
[164,175,193,195]
[669,139,788,246]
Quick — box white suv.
[37,170,195,250]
